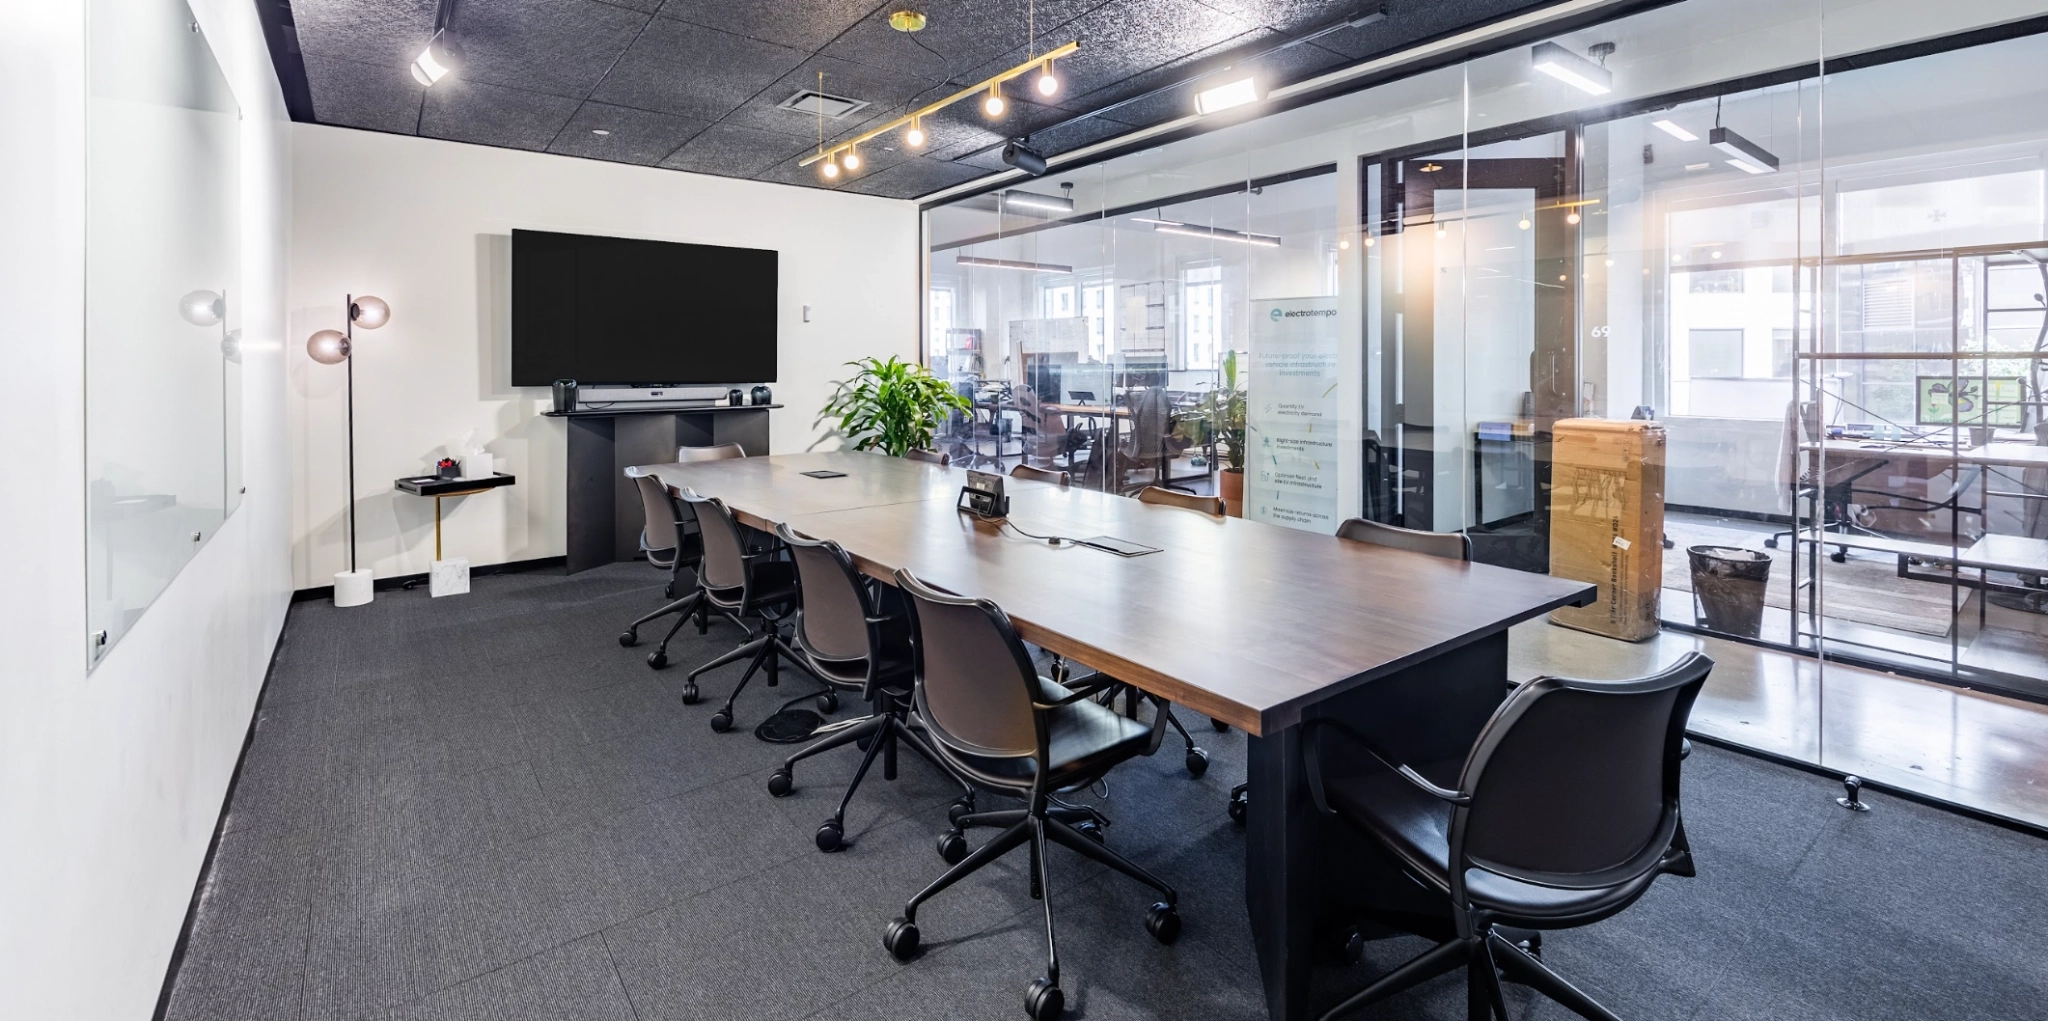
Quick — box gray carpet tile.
[164,563,2048,1021]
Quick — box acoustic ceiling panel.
[276,0,1566,200]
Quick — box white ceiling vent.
[777,90,870,119]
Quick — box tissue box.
[464,451,495,479]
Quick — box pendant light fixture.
[843,145,862,171]
[905,115,926,148]
[1037,58,1059,96]
[985,81,1006,118]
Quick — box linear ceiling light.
[1002,190,1075,214]
[1530,41,1611,95]
[801,40,1080,175]
[957,255,1074,273]
[1194,77,1261,115]
[1137,218,1281,247]
[1651,118,1697,141]
[1710,126,1779,174]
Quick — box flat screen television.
[511,229,778,386]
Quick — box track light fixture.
[1001,141,1048,176]
[411,28,464,86]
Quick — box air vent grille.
[777,91,869,119]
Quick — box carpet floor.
[162,563,2048,1021]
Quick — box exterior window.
[1689,329,1745,379]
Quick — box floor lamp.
[308,293,390,606]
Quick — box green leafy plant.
[820,356,971,457]
[1199,349,1248,470]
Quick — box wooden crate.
[1548,419,1666,641]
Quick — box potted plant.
[1201,349,1249,516]
[820,355,971,457]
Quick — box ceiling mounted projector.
[1001,141,1049,176]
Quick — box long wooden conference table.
[641,451,1595,1021]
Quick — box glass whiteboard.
[85,0,241,665]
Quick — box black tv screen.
[511,229,778,386]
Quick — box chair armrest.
[1302,718,1469,817]
[1032,680,1118,709]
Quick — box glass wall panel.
[920,0,2048,792]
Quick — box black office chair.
[617,468,711,653]
[884,570,1181,1021]
[675,490,824,733]
[768,523,972,852]
[1308,652,1713,1021]
[1223,516,1475,824]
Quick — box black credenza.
[544,404,778,573]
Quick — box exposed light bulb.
[1362,236,1375,247]
[178,289,223,327]
[821,157,840,180]
[984,83,1005,118]
[1518,218,1531,230]
[1338,238,1351,250]
[1566,211,1582,225]
[1711,250,1723,260]
[1036,60,1059,96]
[307,329,350,365]
[905,118,925,148]
[350,295,390,329]
[843,147,861,171]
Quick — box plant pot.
[1219,468,1244,518]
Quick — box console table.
[543,403,780,572]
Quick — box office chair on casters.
[618,468,712,652]
[1310,652,1713,1021]
[1226,517,1474,825]
[768,523,973,852]
[885,570,1181,1021]
[675,490,830,733]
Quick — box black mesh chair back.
[1452,651,1710,893]
[676,443,746,462]
[777,524,872,667]
[895,569,1040,762]
[1122,386,1169,458]
[628,469,681,568]
[678,490,748,597]
[1337,517,1472,562]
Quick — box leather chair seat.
[942,679,1152,791]
[1326,766,1663,925]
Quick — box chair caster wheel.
[1025,977,1064,1021]
[947,797,975,826]
[1333,924,1365,965]
[1830,551,1848,563]
[816,692,839,713]
[1184,747,1209,777]
[767,769,792,797]
[815,820,844,852]
[1227,789,1247,827]
[883,916,920,960]
[1146,902,1181,945]
[646,651,668,670]
[680,683,700,705]
[1074,820,1104,843]
[619,629,637,647]
[1210,717,1229,732]
[937,829,968,864]
[710,711,733,733]
[1763,537,1780,549]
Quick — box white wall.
[0,0,294,1017]
[289,127,919,588]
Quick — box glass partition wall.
[923,0,2048,782]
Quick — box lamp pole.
[346,293,358,575]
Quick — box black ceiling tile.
[1062,25,1278,111]
[587,17,808,121]
[452,0,652,99]
[1085,31,1340,127]
[420,77,582,151]
[1190,0,1371,33]
[1309,0,1548,60]
[1017,111,1141,155]
[717,53,954,141]
[596,0,664,11]
[658,122,813,177]
[304,52,425,134]
[821,0,1112,84]
[656,0,879,54]
[293,0,439,70]
[548,103,711,164]
[839,155,992,199]
[958,0,1257,102]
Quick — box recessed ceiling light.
[1651,119,1696,142]
[1195,77,1260,115]
[1530,41,1611,95]
[590,128,611,136]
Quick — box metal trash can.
[1687,545,1771,638]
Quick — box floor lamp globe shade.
[308,329,351,364]
[179,289,223,326]
[351,295,391,329]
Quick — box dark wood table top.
[641,451,1594,735]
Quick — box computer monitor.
[1916,376,2024,428]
